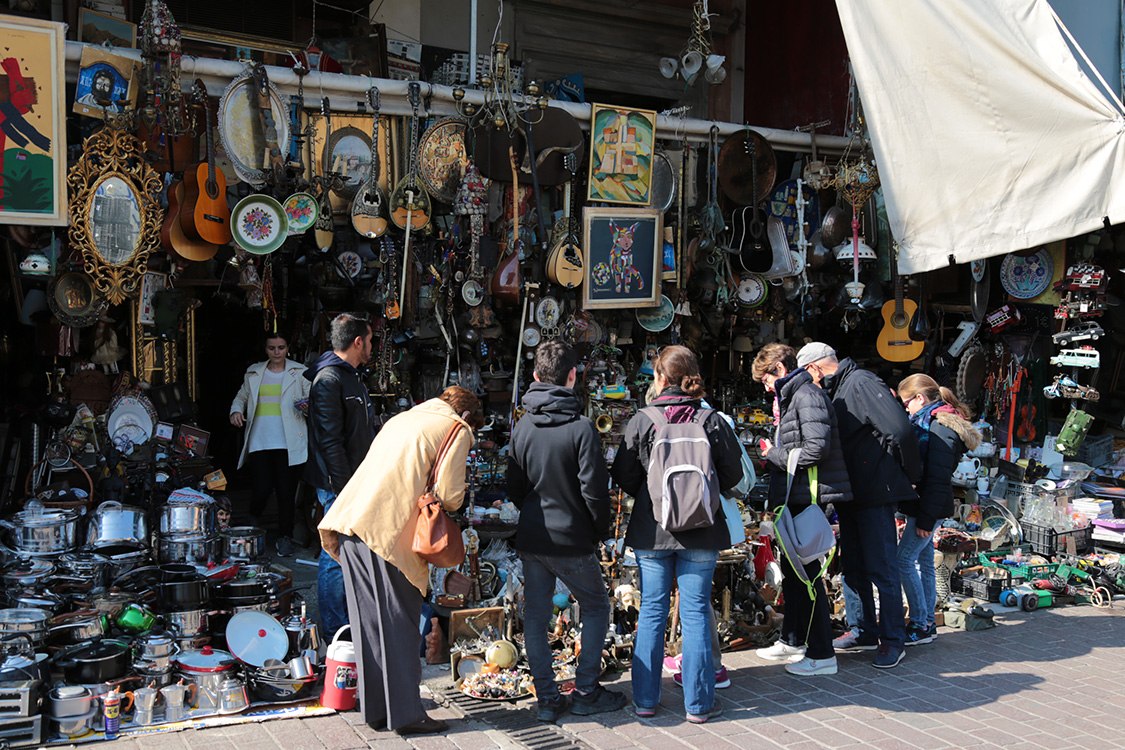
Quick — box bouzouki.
[350,86,389,238]
[876,247,924,362]
[180,80,232,246]
[389,83,431,232]
[162,179,218,261]
[545,153,583,288]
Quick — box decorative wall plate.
[736,274,768,308]
[635,295,675,331]
[418,118,469,204]
[231,195,288,255]
[282,192,319,235]
[48,272,107,327]
[1000,248,1052,299]
[217,69,290,186]
[335,250,362,279]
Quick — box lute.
[350,86,388,238]
[876,246,924,362]
[545,153,583,288]
[389,83,431,232]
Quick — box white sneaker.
[785,656,838,676]
[754,641,807,663]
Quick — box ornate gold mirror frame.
[68,127,163,304]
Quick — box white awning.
[835,0,1125,274]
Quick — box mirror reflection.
[90,176,141,265]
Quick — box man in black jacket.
[306,313,376,636]
[798,343,921,670]
[508,341,624,722]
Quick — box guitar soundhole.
[206,180,220,200]
[892,313,909,328]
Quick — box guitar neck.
[205,105,216,183]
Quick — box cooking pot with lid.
[86,501,147,547]
[0,608,50,646]
[54,638,132,684]
[159,494,216,536]
[220,526,265,562]
[0,501,83,556]
[155,533,221,566]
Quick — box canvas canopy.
[835,0,1125,274]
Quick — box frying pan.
[971,262,990,323]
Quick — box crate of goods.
[977,550,1054,580]
[951,568,1023,603]
[1077,434,1115,468]
[1021,522,1094,556]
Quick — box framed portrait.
[587,104,657,205]
[77,8,137,48]
[582,207,662,310]
[0,15,67,226]
[137,271,166,325]
[175,424,210,457]
[154,421,174,442]
[73,47,138,120]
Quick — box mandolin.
[876,247,924,362]
[162,179,218,262]
[350,86,388,238]
[180,81,232,246]
[389,83,432,232]
[545,153,583,288]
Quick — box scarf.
[910,400,958,471]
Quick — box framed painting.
[77,8,137,48]
[582,206,662,310]
[587,104,656,205]
[306,113,390,203]
[73,47,138,120]
[137,271,166,325]
[0,15,67,226]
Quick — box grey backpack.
[643,406,720,532]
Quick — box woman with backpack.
[896,374,981,646]
[611,346,744,723]
[751,343,852,676]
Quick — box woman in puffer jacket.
[896,374,981,646]
[751,343,852,677]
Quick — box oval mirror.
[90,176,141,266]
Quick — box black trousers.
[338,534,426,730]
[246,449,300,537]
[778,504,834,660]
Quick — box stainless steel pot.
[220,526,265,561]
[0,608,50,646]
[155,533,221,566]
[166,608,210,637]
[86,501,148,547]
[174,646,237,710]
[0,501,82,556]
[48,685,94,718]
[135,632,178,659]
[91,542,151,580]
[48,612,107,645]
[159,499,216,536]
[58,551,111,590]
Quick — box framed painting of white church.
[587,104,656,205]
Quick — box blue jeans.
[843,579,861,630]
[836,503,906,648]
[317,488,350,636]
[897,515,938,629]
[633,549,717,716]
[519,552,610,703]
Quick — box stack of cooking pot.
[156,565,213,652]
[85,501,152,579]
[155,490,220,565]
[133,632,179,687]
[220,526,267,563]
[0,501,83,557]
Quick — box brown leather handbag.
[412,422,466,568]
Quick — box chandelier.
[660,0,726,85]
[452,43,548,131]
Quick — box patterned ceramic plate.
[282,192,319,235]
[635,295,675,332]
[418,118,468,204]
[1000,248,1053,299]
[231,195,289,255]
[336,250,362,279]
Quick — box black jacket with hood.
[766,368,852,508]
[821,358,922,507]
[611,387,744,551]
[507,382,612,555]
[303,352,376,495]
[900,411,981,532]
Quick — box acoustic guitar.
[731,205,771,273]
[876,247,924,362]
[389,83,431,232]
[350,86,388,238]
[180,81,232,246]
[545,153,583,288]
[162,179,217,262]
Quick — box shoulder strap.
[426,422,464,492]
[641,406,668,429]
[692,407,713,425]
[782,449,819,506]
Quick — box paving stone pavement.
[79,604,1125,750]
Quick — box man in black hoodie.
[508,341,625,722]
[798,343,921,670]
[305,313,376,637]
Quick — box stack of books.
[1092,518,1125,545]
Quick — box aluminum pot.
[91,542,151,580]
[54,638,132,684]
[155,533,221,566]
[0,502,83,556]
[166,608,211,637]
[48,685,94,718]
[0,557,56,588]
[174,646,238,710]
[136,665,177,687]
[134,632,178,660]
[85,501,148,548]
[220,526,266,561]
[159,499,216,536]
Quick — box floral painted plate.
[231,195,289,255]
[282,192,319,235]
[1000,247,1053,299]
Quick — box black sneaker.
[927,623,938,639]
[276,536,295,557]
[570,686,627,716]
[536,694,570,723]
[904,625,934,647]
[872,643,905,669]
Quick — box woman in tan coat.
[320,386,482,736]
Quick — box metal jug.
[160,682,197,709]
[218,678,248,714]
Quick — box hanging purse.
[412,422,466,567]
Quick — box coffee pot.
[953,457,982,487]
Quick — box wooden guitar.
[876,247,924,362]
[389,83,431,232]
[162,179,217,261]
[545,153,583,288]
[180,81,232,246]
[350,86,388,238]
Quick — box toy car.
[1054,293,1107,319]
[746,408,772,426]
[1054,264,1108,293]
[1052,321,1105,346]
[1043,375,1100,401]
[1050,347,1101,369]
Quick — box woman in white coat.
[230,332,310,556]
